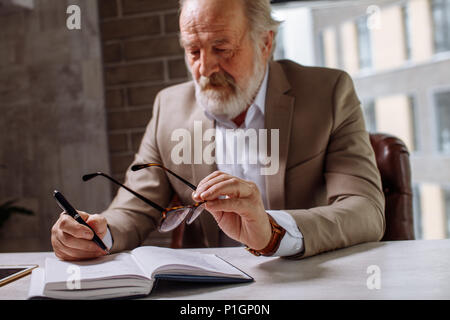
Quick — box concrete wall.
[0,0,111,252]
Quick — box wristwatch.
[246,215,286,256]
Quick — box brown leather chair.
[369,133,414,241]
[171,132,415,248]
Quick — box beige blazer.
[102,60,385,259]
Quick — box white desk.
[1,239,450,300]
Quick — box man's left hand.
[192,171,272,250]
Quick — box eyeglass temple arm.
[131,164,197,190]
[83,172,165,213]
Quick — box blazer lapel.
[264,61,295,210]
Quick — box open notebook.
[28,246,253,300]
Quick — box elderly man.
[51,0,385,261]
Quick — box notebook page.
[27,268,45,299]
[45,252,148,285]
[131,246,249,278]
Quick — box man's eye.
[214,48,233,57]
[189,50,200,57]
[214,48,229,53]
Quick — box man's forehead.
[180,28,241,47]
[179,0,247,45]
[180,0,244,21]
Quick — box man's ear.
[262,30,274,60]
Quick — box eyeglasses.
[82,163,206,232]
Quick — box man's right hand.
[51,211,108,261]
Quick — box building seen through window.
[356,15,373,70]
[362,99,377,133]
[435,90,450,154]
[402,4,413,60]
[431,0,450,53]
[413,184,423,239]
[445,187,450,237]
[273,0,450,240]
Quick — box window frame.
[412,184,423,239]
[430,85,450,155]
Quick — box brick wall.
[98,0,189,246]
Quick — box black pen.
[53,190,109,254]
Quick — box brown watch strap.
[246,215,286,256]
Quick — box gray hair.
[179,0,281,57]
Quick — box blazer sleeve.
[100,93,174,253]
[285,71,386,259]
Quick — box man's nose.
[199,50,220,78]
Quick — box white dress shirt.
[103,66,304,257]
[202,66,304,257]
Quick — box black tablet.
[0,265,38,287]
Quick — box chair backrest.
[171,132,416,248]
[369,133,415,241]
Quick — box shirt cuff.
[103,227,114,251]
[266,210,304,257]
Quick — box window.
[434,90,450,153]
[431,0,450,53]
[356,15,372,70]
[362,99,376,133]
[274,23,286,60]
[409,96,420,152]
[271,0,450,242]
[317,31,326,67]
[402,4,412,60]
[413,185,423,239]
[445,187,450,237]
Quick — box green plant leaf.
[0,200,34,229]
[0,199,18,210]
[4,206,34,215]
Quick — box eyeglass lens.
[159,207,193,232]
[186,203,206,225]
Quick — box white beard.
[193,56,266,120]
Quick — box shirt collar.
[253,65,269,116]
[202,65,269,127]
